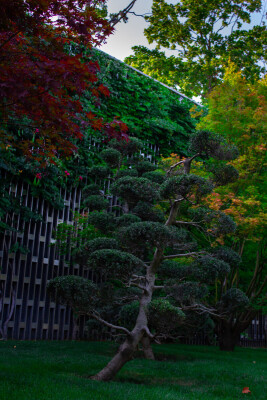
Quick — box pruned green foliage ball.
[111,176,160,206]
[220,288,249,310]
[148,299,185,333]
[83,184,101,197]
[47,276,97,313]
[136,160,158,176]
[132,201,165,222]
[118,221,183,248]
[88,249,144,280]
[116,214,142,227]
[83,195,109,211]
[100,148,121,168]
[142,171,165,184]
[193,256,230,283]
[88,166,110,179]
[160,174,213,200]
[88,211,116,233]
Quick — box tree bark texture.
[217,322,240,351]
[141,336,155,360]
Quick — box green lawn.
[0,341,266,400]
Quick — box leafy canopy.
[125,0,266,98]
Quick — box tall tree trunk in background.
[217,322,240,351]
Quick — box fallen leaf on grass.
[242,387,251,394]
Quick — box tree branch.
[109,0,139,28]
[91,313,130,335]
[163,251,206,260]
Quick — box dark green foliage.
[193,256,230,283]
[132,201,165,222]
[115,214,142,227]
[208,163,239,186]
[73,237,119,264]
[167,282,209,304]
[189,130,239,160]
[142,171,165,184]
[160,174,213,200]
[188,207,236,236]
[87,211,116,233]
[47,276,97,313]
[118,222,183,249]
[88,166,110,180]
[117,169,138,178]
[212,247,241,268]
[83,184,101,197]
[88,249,144,280]
[136,161,158,176]
[83,195,109,211]
[220,288,249,311]
[158,261,192,280]
[214,212,237,236]
[100,148,121,168]
[148,299,185,334]
[89,49,196,156]
[111,176,160,206]
[109,137,144,156]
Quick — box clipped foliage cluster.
[118,222,185,249]
[88,166,110,180]
[158,260,192,280]
[87,211,116,233]
[135,161,158,176]
[132,201,165,222]
[189,130,238,161]
[111,176,160,206]
[212,247,241,268]
[142,171,165,184]
[193,256,231,283]
[208,163,239,186]
[47,276,97,314]
[160,174,213,200]
[87,249,144,281]
[220,288,250,311]
[167,282,209,304]
[148,299,185,334]
[83,195,109,211]
[100,148,121,168]
[74,237,119,265]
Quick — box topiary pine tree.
[48,131,240,381]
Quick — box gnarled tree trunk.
[141,336,155,360]
[217,323,240,351]
[91,159,192,381]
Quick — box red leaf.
[242,387,251,394]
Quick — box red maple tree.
[0,0,128,164]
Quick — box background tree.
[125,0,266,98]
[190,64,267,350]
[48,130,239,381]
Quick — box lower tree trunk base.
[141,336,155,360]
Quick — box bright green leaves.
[126,0,265,98]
